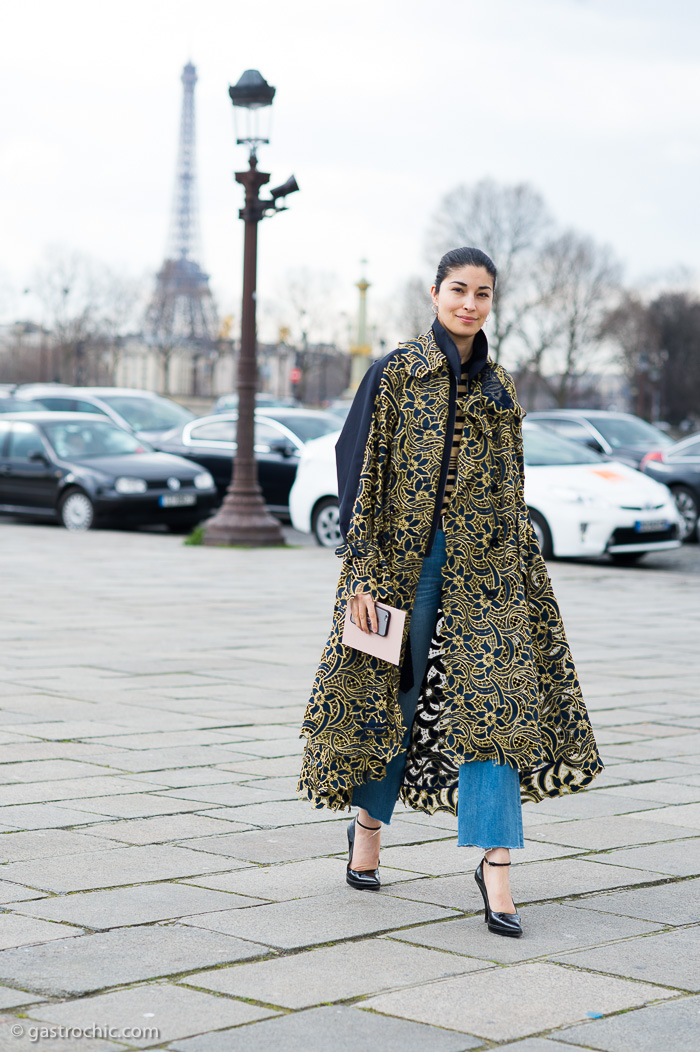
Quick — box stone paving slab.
[12,881,263,928]
[182,888,457,949]
[525,815,700,850]
[387,902,662,961]
[183,938,486,1008]
[0,828,121,862]
[0,774,161,806]
[555,994,700,1052]
[77,813,253,844]
[0,844,237,893]
[0,803,122,829]
[0,985,44,1009]
[55,794,216,819]
[0,923,270,996]
[0,914,83,950]
[24,982,276,1047]
[166,1005,479,1052]
[586,838,700,876]
[553,927,700,990]
[0,881,46,904]
[363,961,674,1040]
[560,877,700,925]
[174,820,350,863]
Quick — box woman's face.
[431,264,493,343]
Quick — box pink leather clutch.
[342,601,407,666]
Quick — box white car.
[289,423,682,564]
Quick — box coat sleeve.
[334,359,395,600]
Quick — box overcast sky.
[2,0,698,343]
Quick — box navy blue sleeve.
[335,360,387,540]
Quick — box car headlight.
[114,477,147,494]
[194,472,215,490]
[549,487,597,505]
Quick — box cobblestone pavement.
[0,523,699,1051]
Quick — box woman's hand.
[350,591,377,634]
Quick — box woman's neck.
[454,333,475,364]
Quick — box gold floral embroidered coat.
[298,326,602,814]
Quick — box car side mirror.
[584,438,604,453]
[268,438,298,458]
[29,450,49,465]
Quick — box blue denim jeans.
[352,530,524,850]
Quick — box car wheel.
[611,552,645,565]
[312,498,341,548]
[671,485,699,542]
[59,489,95,531]
[528,508,553,559]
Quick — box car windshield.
[524,428,603,466]
[44,421,153,458]
[98,395,194,431]
[269,413,341,443]
[591,415,673,449]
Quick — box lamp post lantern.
[203,70,299,546]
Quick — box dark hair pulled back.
[434,247,497,292]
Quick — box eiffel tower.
[146,61,217,392]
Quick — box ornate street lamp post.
[203,70,299,546]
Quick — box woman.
[298,247,602,937]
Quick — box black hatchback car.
[157,409,343,515]
[0,413,218,531]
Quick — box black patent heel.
[474,855,522,938]
[346,816,381,891]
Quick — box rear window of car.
[524,429,603,466]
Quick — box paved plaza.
[0,523,699,1051]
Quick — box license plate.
[634,519,668,533]
[159,493,196,508]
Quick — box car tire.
[312,498,341,548]
[528,508,553,559]
[610,552,645,565]
[670,484,699,542]
[58,489,95,531]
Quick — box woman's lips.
[458,316,477,323]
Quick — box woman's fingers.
[356,593,377,634]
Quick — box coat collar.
[398,324,520,418]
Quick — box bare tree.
[427,178,553,360]
[397,275,433,339]
[32,247,143,384]
[517,231,620,406]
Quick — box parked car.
[527,410,674,469]
[289,423,681,563]
[0,412,217,531]
[212,392,299,413]
[642,431,700,541]
[156,409,343,515]
[13,385,194,444]
[0,397,46,413]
